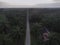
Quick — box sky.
[0,0,56,5]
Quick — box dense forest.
[29,8,60,45]
[0,8,27,45]
[0,8,60,45]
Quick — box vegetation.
[29,8,60,45]
[0,8,60,45]
[0,8,27,45]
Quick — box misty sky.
[0,0,56,5]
